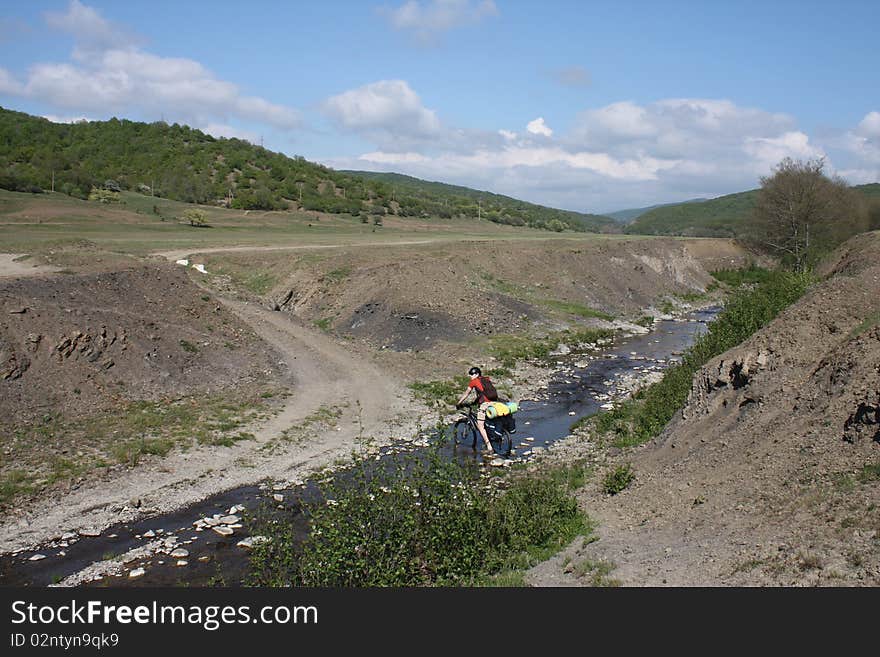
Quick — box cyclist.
[456,366,497,456]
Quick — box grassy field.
[0,189,639,257]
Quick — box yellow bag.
[485,401,510,419]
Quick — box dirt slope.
[528,232,880,586]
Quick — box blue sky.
[1,0,878,213]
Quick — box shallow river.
[0,309,716,587]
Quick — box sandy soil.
[0,254,60,278]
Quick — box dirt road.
[0,254,59,278]
[0,289,429,554]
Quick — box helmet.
[468,366,481,376]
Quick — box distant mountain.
[625,183,880,237]
[0,106,614,233]
[606,198,708,224]
[342,170,619,233]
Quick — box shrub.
[602,464,635,495]
[248,449,590,586]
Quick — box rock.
[79,528,101,537]
[176,560,188,567]
[219,515,240,525]
[170,548,189,558]
[61,532,77,541]
[142,530,156,538]
[128,568,145,578]
[28,554,46,561]
[202,517,221,527]
[237,536,270,549]
[198,555,211,563]
[212,526,234,537]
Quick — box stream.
[0,308,717,587]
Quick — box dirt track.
[0,288,430,554]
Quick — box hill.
[626,183,880,237]
[606,198,707,224]
[342,170,618,233]
[0,106,613,234]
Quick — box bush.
[248,449,590,586]
[602,464,635,495]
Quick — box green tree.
[749,158,867,271]
[182,208,208,227]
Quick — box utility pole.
[478,199,481,221]
[51,170,55,193]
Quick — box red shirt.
[468,377,490,403]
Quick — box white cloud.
[45,0,140,56]
[42,113,91,124]
[323,80,441,147]
[857,111,880,138]
[359,151,430,164]
[526,117,553,137]
[6,2,301,132]
[742,131,825,169]
[381,0,498,44]
[498,129,516,140]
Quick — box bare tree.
[749,158,867,272]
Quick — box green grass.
[573,558,620,586]
[850,311,880,338]
[541,299,614,321]
[248,451,593,587]
[602,464,635,495]
[486,327,613,368]
[409,375,471,407]
[0,389,279,506]
[857,463,880,483]
[313,317,332,331]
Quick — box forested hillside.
[0,107,615,233]
[625,184,879,237]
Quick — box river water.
[0,309,716,587]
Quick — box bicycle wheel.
[453,419,478,449]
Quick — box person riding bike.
[456,366,499,456]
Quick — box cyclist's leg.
[476,402,494,454]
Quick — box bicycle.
[451,403,513,457]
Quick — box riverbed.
[0,309,715,587]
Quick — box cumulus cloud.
[857,111,880,137]
[5,1,300,132]
[42,113,92,124]
[526,117,553,137]
[380,0,498,44]
[323,79,442,149]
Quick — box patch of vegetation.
[850,311,880,338]
[487,327,613,368]
[248,450,592,586]
[857,463,880,483]
[542,299,614,321]
[243,271,277,295]
[179,339,199,353]
[313,317,332,331]
[0,389,279,506]
[591,269,812,448]
[710,263,771,287]
[323,267,351,283]
[409,375,470,408]
[634,315,654,328]
[602,464,635,495]
[573,558,620,586]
